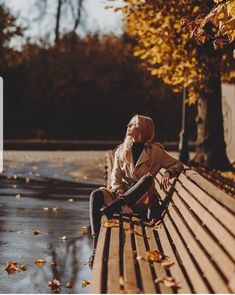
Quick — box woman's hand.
[160,172,171,190]
[122,205,133,215]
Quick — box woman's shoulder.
[147,141,165,150]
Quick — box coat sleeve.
[110,148,125,197]
[160,148,184,178]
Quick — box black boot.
[100,197,126,219]
[89,234,98,269]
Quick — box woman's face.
[126,117,140,141]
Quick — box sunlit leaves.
[35,258,46,266]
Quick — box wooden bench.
[90,150,235,294]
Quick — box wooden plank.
[168,201,230,293]
[145,226,173,294]
[178,173,235,236]
[162,215,210,293]
[157,219,192,294]
[90,216,108,294]
[174,185,235,261]
[107,222,121,293]
[172,191,235,281]
[123,218,139,294]
[134,224,156,293]
[184,170,235,214]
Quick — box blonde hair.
[120,114,155,162]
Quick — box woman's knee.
[141,174,154,186]
[90,188,104,205]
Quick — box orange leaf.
[35,259,46,266]
[82,280,90,288]
[146,250,166,262]
[103,219,120,228]
[5,261,19,273]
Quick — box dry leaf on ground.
[35,258,46,266]
[5,261,19,273]
[48,278,61,291]
[50,262,57,267]
[161,259,174,267]
[68,198,74,202]
[103,219,120,228]
[80,226,88,234]
[53,207,58,212]
[155,275,180,288]
[15,194,21,199]
[19,264,28,271]
[146,249,166,262]
[125,228,143,237]
[82,280,90,288]
[66,282,72,288]
[33,229,40,235]
[59,236,66,240]
[25,177,30,183]
[0,204,3,208]
[43,207,49,211]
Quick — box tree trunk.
[73,0,83,31]
[55,0,63,44]
[190,55,231,170]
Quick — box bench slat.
[184,170,235,214]
[123,219,139,294]
[145,226,173,294]
[163,216,210,293]
[134,224,156,293]
[157,220,192,294]
[177,174,235,236]
[107,225,120,293]
[172,190,235,281]
[90,217,108,294]
[168,201,230,293]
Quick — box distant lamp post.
[179,87,189,163]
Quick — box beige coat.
[109,141,183,197]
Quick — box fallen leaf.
[131,216,141,222]
[119,276,124,287]
[53,207,58,212]
[82,280,90,288]
[125,228,143,236]
[50,262,57,267]
[19,264,28,271]
[15,194,21,199]
[43,207,49,211]
[48,278,61,291]
[161,260,174,267]
[146,250,166,262]
[155,276,180,288]
[12,184,17,189]
[5,261,19,273]
[68,198,74,202]
[0,204,3,208]
[136,256,144,261]
[152,224,162,231]
[82,261,89,266]
[80,226,88,234]
[32,165,38,170]
[103,219,120,228]
[16,230,24,234]
[33,229,40,235]
[59,236,66,240]
[66,282,72,288]
[13,175,17,180]
[35,259,46,266]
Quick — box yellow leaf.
[82,280,90,288]
[35,259,46,266]
[103,219,120,228]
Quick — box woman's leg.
[100,174,154,218]
[89,188,106,269]
[89,189,105,237]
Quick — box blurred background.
[1,0,197,143]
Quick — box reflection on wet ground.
[0,151,105,293]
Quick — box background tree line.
[1,3,196,141]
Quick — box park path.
[0,151,105,294]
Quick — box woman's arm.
[161,149,184,178]
[110,149,125,197]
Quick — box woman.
[89,114,183,268]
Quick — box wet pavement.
[0,151,105,294]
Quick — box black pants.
[89,174,155,236]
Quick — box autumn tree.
[110,0,235,169]
[0,3,22,69]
